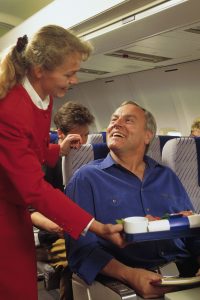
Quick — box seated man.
[65,100,200,299]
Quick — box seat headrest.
[194,137,200,186]
[62,143,109,186]
[93,143,109,160]
[62,144,94,186]
[87,132,107,144]
[49,132,58,144]
[101,132,107,143]
[159,135,179,153]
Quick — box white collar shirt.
[22,77,50,110]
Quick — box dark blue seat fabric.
[92,143,109,160]
[49,131,58,144]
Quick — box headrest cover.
[159,135,179,153]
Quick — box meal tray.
[125,227,200,242]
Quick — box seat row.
[62,133,200,300]
[62,134,200,213]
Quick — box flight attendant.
[0,25,123,300]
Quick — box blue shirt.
[65,154,200,284]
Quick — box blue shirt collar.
[99,153,160,170]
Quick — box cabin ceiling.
[1,0,200,83]
[0,0,54,36]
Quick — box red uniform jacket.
[0,85,92,300]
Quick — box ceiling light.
[79,68,109,75]
[105,49,171,63]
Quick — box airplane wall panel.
[52,60,200,136]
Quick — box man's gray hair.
[119,100,157,152]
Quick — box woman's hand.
[89,220,127,248]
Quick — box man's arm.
[65,172,115,284]
[101,258,176,298]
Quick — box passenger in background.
[65,101,200,299]
[31,101,95,300]
[190,118,200,137]
[0,25,124,300]
[46,101,95,191]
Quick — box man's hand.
[123,267,177,299]
[89,220,126,248]
[196,268,200,276]
[59,134,82,156]
[102,260,177,299]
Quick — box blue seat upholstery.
[49,131,58,144]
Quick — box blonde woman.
[0,25,124,300]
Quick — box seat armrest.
[96,275,137,299]
[72,273,138,300]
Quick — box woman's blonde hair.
[0,25,93,99]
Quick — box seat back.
[62,143,109,186]
[62,135,178,186]
[147,136,162,163]
[162,137,200,213]
[72,274,140,300]
[49,131,58,144]
[147,135,179,164]
[87,132,106,144]
[86,134,178,164]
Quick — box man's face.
[68,125,89,144]
[191,128,200,137]
[106,104,152,154]
[38,52,82,99]
[58,124,89,144]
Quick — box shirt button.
[161,251,164,256]
[112,199,117,204]
[146,208,150,212]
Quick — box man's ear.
[145,130,153,146]
[57,128,65,140]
